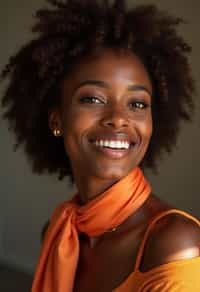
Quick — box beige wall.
[0,0,199,274]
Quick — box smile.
[94,140,130,149]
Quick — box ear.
[48,107,63,134]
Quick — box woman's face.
[54,48,153,182]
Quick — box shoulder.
[140,210,200,272]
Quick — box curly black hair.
[0,0,195,181]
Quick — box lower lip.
[92,143,132,159]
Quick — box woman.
[1,0,200,291]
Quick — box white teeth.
[109,141,115,148]
[105,140,109,147]
[95,140,130,149]
[116,141,121,148]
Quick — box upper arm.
[140,213,200,272]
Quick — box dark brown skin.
[48,48,200,291]
[57,48,152,203]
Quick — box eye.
[79,96,104,104]
[129,100,149,110]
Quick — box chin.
[93,164,136,181]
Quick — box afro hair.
[0,0,195,181]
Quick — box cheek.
[62,110,98,150]
[65,113,98,137]
[139,115,153,144]
[64,106,100,128]
[147,117,153,140]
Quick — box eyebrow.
[74,79,152,97]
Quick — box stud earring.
[53,129,62,137]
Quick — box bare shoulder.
[140,209,200,272]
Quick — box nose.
[101,106,129,129]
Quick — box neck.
[75,174,119,205]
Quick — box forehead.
[62,48,152,94]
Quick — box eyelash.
[129,101,149,110]
[79,96,104,104]
[79,96,149,110]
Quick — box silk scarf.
[32,167,151,292]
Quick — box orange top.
[114,209,200,292]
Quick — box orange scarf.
[32,167,151,292]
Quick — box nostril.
[103,116,129,129]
